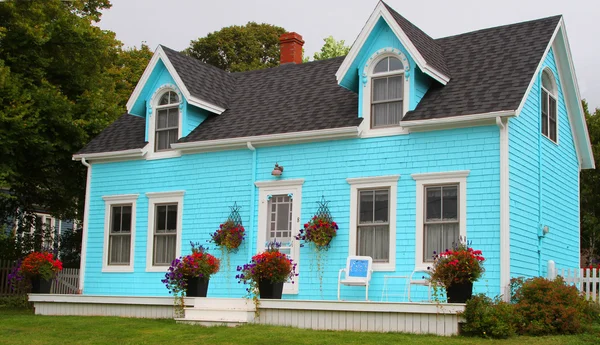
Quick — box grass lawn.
[1,307,599,345]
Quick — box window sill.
[359,126,409,138]
[102,266,134,273]
[146,265,170,273]
[541,134,559,146]
[372,262,396,272]
[145,150,181,161]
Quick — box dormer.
[336,1,448,137]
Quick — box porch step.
[182,307,255,323]
[175,318,247,327]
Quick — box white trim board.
[126,45,225,115]
[101,194,139,273]
[336,2,449,86]
[145,191,185,272]
[79,161,92,293]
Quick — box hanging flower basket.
[211,220,245,252]
[295,196,338,250]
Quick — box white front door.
[256,180,303,294]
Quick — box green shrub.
[512,276,594,335]
[0,295,31,309]
[461,294,516,339]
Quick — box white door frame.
[255,179,304,294]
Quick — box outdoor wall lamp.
[271,163,284,177]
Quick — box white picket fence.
[50,268,80,294]
[547,260,599,303]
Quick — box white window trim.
[360,49,411,138]
[412,171,469,270]
[541,68,559,144]
[256,179,304,294]
[145,191,185,272]
[347,175,400,271]
[102,194,139,273]
[146,85,183,160]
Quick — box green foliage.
[461,294,516,339]
[512,276,596,335]
[0,295,31,310]
[311,36,351,61]
[59,228,82,268]
[581,100,600,265]
[185,22,286,72]
[0,0,151,222]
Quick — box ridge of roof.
[381,1,450,77]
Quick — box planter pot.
[31,277,53,294]
[186,277,209,297]
[446,281,473,303]
[258,280,284,299]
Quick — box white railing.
[547,260,599,303]
[50,268,80,294]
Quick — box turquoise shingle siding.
[85,126,502,299]
[185,103,208,137]
[509,48,580,279]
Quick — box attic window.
[371,57,404,128]
[541,69,557,143]
[155,91,180,151]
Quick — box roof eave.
[400,110,515,129]
[335,2,450,86]
[72,148,145,162]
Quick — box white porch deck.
[29,295,464,336]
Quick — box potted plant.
[211,220,245,252]
[161,242,220,298]
[296,214,338,249]
[16,252,63,293]
[236,241,297,300]
[428,242,485,303]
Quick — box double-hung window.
[102,194,138,272]
[347,175,399,271]
[146,191,184,272]
[155,91,180,151]
[371,56,404,128]
[541,69,557,142]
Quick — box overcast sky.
[98,0,600,109]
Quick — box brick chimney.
[279,32,304,64]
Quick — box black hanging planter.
[186,277,210,297]
[31,277,53,294]
[258,280,284,299]
[446,281,473,303]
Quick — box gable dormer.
[336,1,448,136]
[126,46,228,159]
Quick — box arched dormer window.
[541,69,557,143]
[155,90,180,151]
[371,56,404,128]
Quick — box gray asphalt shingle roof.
[76,6,561,155]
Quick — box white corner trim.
[497,118,511,300]
[346,175,401,185]
[145,191,184,272]
[400,111,515,129]
[145,191,185,198]
[335,2,449,85]
[414,172,468,270]
[73,148,145,162]
[172,127,360,152]
[125,46,225,115]
[411,170,470,181]
[254,179,305,188]
[79,162,92,293]
[102,194,139,273]
[347,175,399,271]
[102,194,140,202]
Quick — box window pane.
[121,206,132,232]
[373,57,388,74]
[550,118,557,142]
[157,110,168,129]
[372,78,387,102]
[388,101,403,124]
[155,131,168,151]
[357,225,389,261]
[168,129,178,145]
[372,103,388,128]
[167,108,178,127]
[169,92,179,104]
[156,205,166,232]
[374,190,389,223]
[388,76,403,100]
[166,204,178,231]
[109,235,130,265]
[424,223,460,262]
[154,234,176,265]
[542,71,553,92]
[359,190,374,223]
[426,187,442,221]
[111,206,122,233]
[442,186,458,220]
[159,93,170,105]
[389,57,403,71]
[542,113,549,137]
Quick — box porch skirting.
[28,295,464,336]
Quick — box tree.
[306,36,351,62]
[185,22,286,72]
[0,0,150,224]
[580,100,600,266]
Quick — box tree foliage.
[185,22,286,72]
[0,0,151,223]
[311,36,351,61]
[580,100,600,265]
